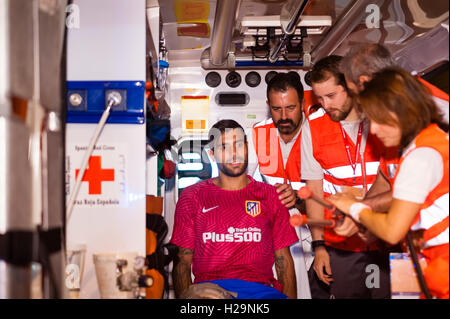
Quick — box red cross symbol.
[75,156,115,195]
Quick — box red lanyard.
[284,166,290,185]
[340,122,363,180]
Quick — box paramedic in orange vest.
[334,43,409,244]
[248,72,304,203]
[247,72,312,299]
[328,67,449,299]
[340,44,449,229]
[302,55,391,298]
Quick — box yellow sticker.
[175,0,209,24]
[181,96,209,133]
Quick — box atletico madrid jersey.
[171,176,299,287]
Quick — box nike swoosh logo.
[202,206,219,213]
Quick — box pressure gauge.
[225,71,241,88]
[304,71,312,86]
[205,71,221,88]
[265,71,278,84]
[245,71,261,88]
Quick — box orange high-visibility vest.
[308,108,386,251]
[393,124,449,299]
[252,119,304,190]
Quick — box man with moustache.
[171,119,298,299]
[247,72,313,299]
[301,55,391,298]
[248,72,304,208]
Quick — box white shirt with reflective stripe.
[393,145,448,248]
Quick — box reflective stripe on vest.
[411,193,449,231]
[260,174,305,190]
[322,178,373,195]
[290,181,305,190]
[394,124,449,251]
[424,226,449,249]
[260,175,284,186]
[322,179,341,195]
[411,193,449,249]
[324,161,380,180]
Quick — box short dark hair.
[309,55,347,88]
[267,71,304,103]
[208,119,247,149]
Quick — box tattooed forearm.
[275,255,286,279]
[274,248,297,299]
[172,246,194,298]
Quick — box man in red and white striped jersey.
[171,119,299,299]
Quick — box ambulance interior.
[0,0,448,299]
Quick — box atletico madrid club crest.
[245,200,261,217]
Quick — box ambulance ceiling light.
[240,15,332,36]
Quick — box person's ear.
[207,149,215,160]
[357,75,370,92]
[359,75,372,85]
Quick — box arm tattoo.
[274,249,297,299]
[172,247,194,298]
[275,255,286,279]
